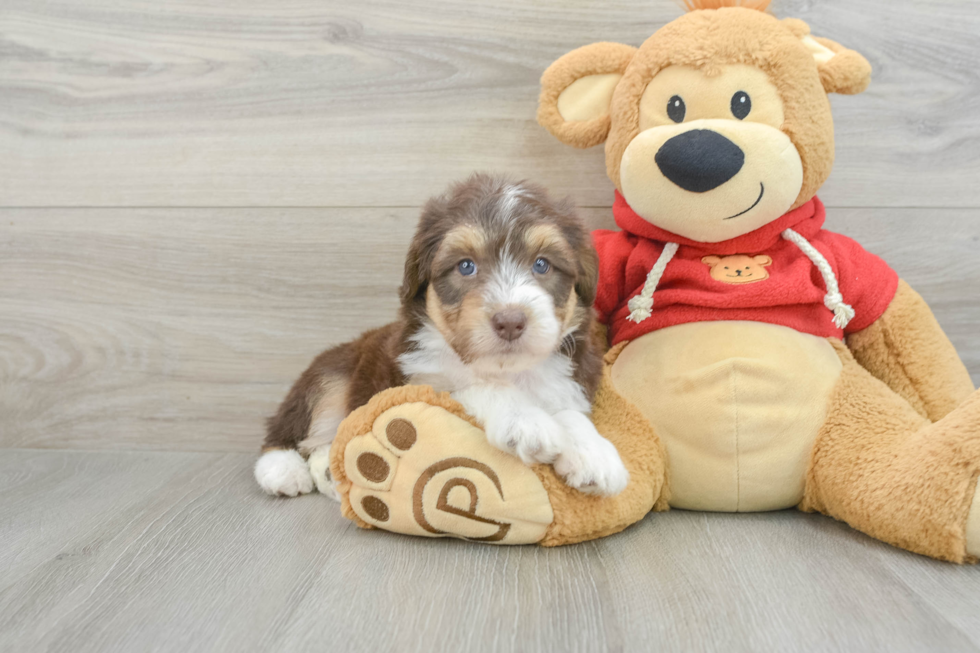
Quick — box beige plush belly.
[611,321,842,512]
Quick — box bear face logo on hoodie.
[702,254,773,284]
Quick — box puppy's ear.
[575,240,600,310]
[538,42,637,149]
[400,206,444,306]
[399,237,427,306]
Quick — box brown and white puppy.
[255,173,629,499]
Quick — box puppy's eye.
[731,91,751,120]
[667,95,686,123]
[532,258,551,274]
[457,259,477,276]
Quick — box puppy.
[255,173,629,499]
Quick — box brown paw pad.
[361,496,390,522]
[383,418,417,452]
[356,452,389,483]
[344,435,397,492]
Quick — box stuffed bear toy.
[326,0,980,562]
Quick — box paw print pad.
[344,434,397,492]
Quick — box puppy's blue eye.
[457,259,477,276]
[532,258,550,274]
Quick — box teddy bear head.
[538,0,872,244]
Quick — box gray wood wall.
[2,0,979,453]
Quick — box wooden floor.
[1,0,979,651]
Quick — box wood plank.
[0,450,355,653]
[2,207,977,452]
[0,208,416,452]
[876,544,980,650]
[0,449,230,592]
[1,0,978,208]
[1,450,979,653]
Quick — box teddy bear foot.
[967,483,980,559]
[335,400,555,544]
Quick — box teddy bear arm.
[846,279,975,421]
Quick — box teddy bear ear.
[538,42,637,149]
[805,35,872,95]
[753,255,773,267]
[701,256,722,267]
[783,19,871,96]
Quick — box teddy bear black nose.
[655,129,745,193]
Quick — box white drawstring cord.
[625,231,854,330]
[627,242,679,323]
[781,228,855,329]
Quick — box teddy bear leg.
[538,361,669,546]
[800,341,980,562]
[328,366,666,546]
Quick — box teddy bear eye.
[667,95,686,123]
[731,91,751,120]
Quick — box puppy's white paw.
[254,449,315,497]
[485,406,565,465]
[307,445,341,502]
[553,411,629,496]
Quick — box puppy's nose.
[655,129,745,193]
[492,310,527,342]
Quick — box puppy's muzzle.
[492,309,528,342]
[655,129,745,193]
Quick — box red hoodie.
[593,193,899,346]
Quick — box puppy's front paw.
[553,412,629,497]
[254,449,315,497]
[485,407,564,465]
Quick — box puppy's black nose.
[492,310,527,342]
[655,129,745,193]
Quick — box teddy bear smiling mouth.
[722,182,765,220]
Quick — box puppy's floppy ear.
[399,205,444,306]
[575,239,600,310]
[538,42,637,149]
[784,18,872,95]
[399,234,428,306]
